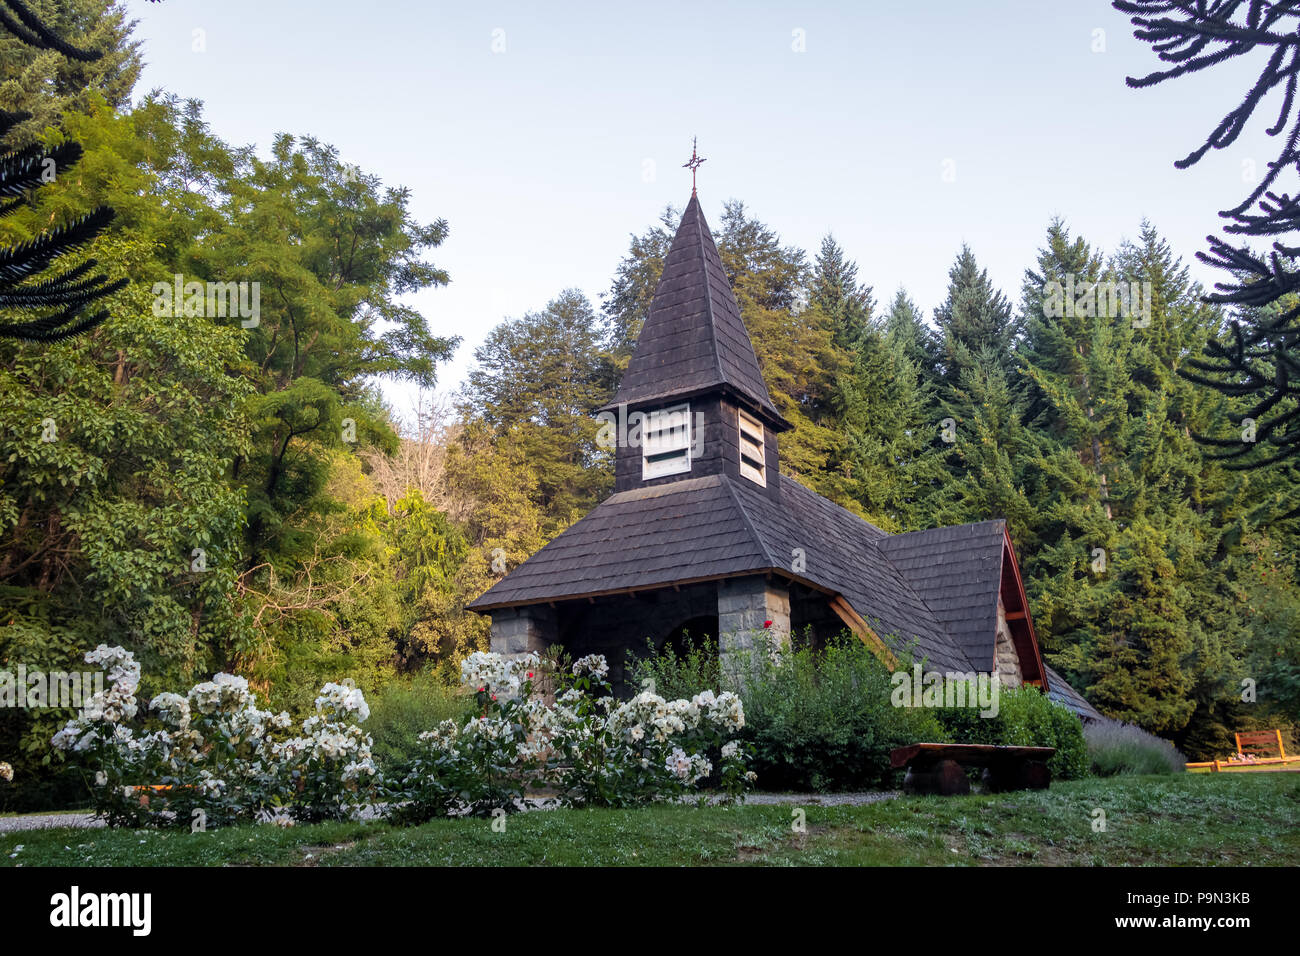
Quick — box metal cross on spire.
[682,137,706,196]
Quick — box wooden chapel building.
[468,186,1100,721]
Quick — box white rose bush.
[52,646,753,829]
[51,646,376,827]
[385,652,551,823]
[384,651,754,821]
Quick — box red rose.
[527,672,534,679]
[763,620,772,628]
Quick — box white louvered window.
[642,403,692,479]
[738,409,766,486]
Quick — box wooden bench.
[1235,729,1289,762]
[890,743,1056,795]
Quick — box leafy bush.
[1085,719,1186,776]
[936,683,1089,780]
[51,645,377,827]
[384,651,753,821]
[733,634,948,792]
[365,672,469,772]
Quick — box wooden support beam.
[828,596,898,670]
[1005,610,1027,621]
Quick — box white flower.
[189,672,252,715]
[689,753,712,783]
[151,692,191,730]
[666,747,692,781]
[572,654,610,681]
[85,645,140,694]
[197,772,225,798]
[459,651,537,698]
[721,741,739,759]
[50,721,84,752]
[0,762,12,783]
[315,682,370,722]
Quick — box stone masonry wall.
[994,597,1023,688]
[717,575,790,687]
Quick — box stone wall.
[489,605,557,657]
[717,575,790,686]
[994,597,1023,688]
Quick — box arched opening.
[659,614,719,659]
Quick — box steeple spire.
[604,189,787,429]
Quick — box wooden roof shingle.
[468,472,975,673]
[604,194,785,424]
[876,520,1006,673]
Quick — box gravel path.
[741,791,900,806]
[0,813,101,834]
[0,791,899,833]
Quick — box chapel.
[468,183,1100,721]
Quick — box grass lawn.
[4,773,1298,867]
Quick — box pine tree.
[0,0,143,147]
[0,0,139,341]
[716,201,846,481]
[0,107,123,340]
[460,289,613,530]
[600,204,678,365]
[883,287,936,382]
[929,247,1026,525]
[932,245,1016,388]
[810,233,874,352]
[1116,0,1300,475]
[825,321,951,531]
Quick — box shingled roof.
[603,194,786,425]
[877,521,1006,673]
[468,471,974,673]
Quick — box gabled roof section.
[606,193,785,425]
[468,471,973,673]
[876,520,1006,672]
[466,476,773,609]
[729,475,971,673]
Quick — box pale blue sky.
[124,0,1278,422]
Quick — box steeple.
[606,192,788,429]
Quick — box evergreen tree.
[824,320,950,531]
[1116,0,1300,475]
[883,287,936,382]
[0,0,142,147]
[0,0,138,341]
[716,200,846,481]
[460,289,613,531]
[601,204,677,365]
[932,245,1016,388]
[810,233,874,352]
[928,247,1027,527]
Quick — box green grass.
[4,774,1298,867]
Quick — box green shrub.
[936,683,1089,780]
[730,633,948,792]
[366,671,469,772]
[1085,719,1186,776]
